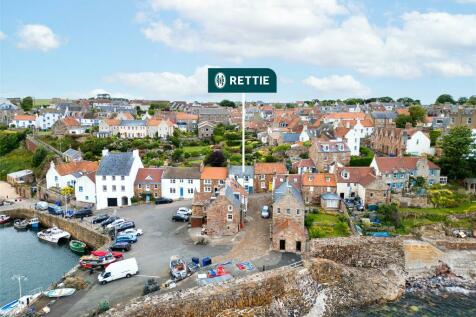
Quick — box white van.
[98,258,139,285]
[35,201,48,211]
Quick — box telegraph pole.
[242,93,246,174]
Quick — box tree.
[468,96,476,106]
[20,97,33,112]
[60,186,74,197]
[435,94,455,104]
[428,187,457,208]
[219,100,236,108]
[378,203,402,228]
[204,150,226,167]
[458,97,469,105]
[408,105,426,124]
[397,97,420,106]
[395,115,413,128]
[429,130,441,146]
[31,147,47,167]
[438,126,476,179]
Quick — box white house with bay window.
[161,167,201,200]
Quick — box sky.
[0,0,475,104]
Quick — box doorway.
[279,240,286,251]
[107,198,117,207]
[121,196,128,205]
[296,241,302,252]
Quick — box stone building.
[198,121,216,139]
[450,107,476,129]
[198,107,230,124]
[309,138,351,172]
[200,166,227,194]
[206,185,242,237]
[301,173,337,205]
[272,181,307,253]
[371,111,397,128]
[254,162,288,193]
[134,167,164,202]
[370,125,433,157]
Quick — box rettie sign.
[208,68,277,93]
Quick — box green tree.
[428,187,457,208]
[457,97,469,105]
[438,126,476,179]
[435,94,455,104]
[468,96,476,106]
[204,150,226,167]
[31,147,47,167]
[397,97,420,106]
[408,105,426,124]
[429,130,441,146]
[378,203,402,228]
[219,99,236,108]
[20,97,33,112]
[395,115,413,128]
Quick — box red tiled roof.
[63,117,80,127]
[302,173,336,187]
[335,167,376,186]
[55,161,98,176]
[135,168,164,184]
[255,162,287,175]
[274,174,302,190]
[374,157,439,173]
[292,159,315,169]
[334,127,350,138]
[176,112,198,121]
[273,219,307,237]
[200,167,228,180]
[14,114,36,121]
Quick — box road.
[48,200,231,317]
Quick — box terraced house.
[99,118,174,139]
[254,162,288,193]
[309,138,351,172]
[134,167,164,202]
[200,167,228,194]
[301,173,337,205]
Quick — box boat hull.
[69,240,86,254]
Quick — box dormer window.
[341,171,349,179]
[325,177,330,182]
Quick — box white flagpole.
[242,93,246,174]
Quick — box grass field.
[33,99,52,107]
[306,212,351,238]
[0,146,34,180]
[182,145,210,154]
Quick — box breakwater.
[4,209,109,249]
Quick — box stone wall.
[4,209,109,249]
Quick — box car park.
[106,218,125,229]
[116,221,136,232]
[155,197,173,204]
[110,241,131,252]
[172,214,189,222]
[176,207,192,216]
[116,233,137,244]
[261,206,270,218]
[91,214,109,224]
[66,208,93,218]
[101,216,119,227]
[122,228,143,236]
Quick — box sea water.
[0,225,79,305]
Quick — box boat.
[91,250,123,258]
[37,227,71,244]
[13,219,28,230]
[79,252,122,269]
[0,215,11,225]
[169,255,187,280]
[69,240,87,254]
[0,293,41,316]
[28,218,40,229]
[44,288,75,298]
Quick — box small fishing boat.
[91,250,123,258]
[37,227,71,244]
[169,255,187,280]
[44,288,75,298]
[0,293,41,316]
[79,252,122,269]
[69,240,87,254]
[0,215,11,225]
[13,219,28,230]
[28,218,40,229]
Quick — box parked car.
[92,214,109,224]
[172,214,189,222]
[110,241,131,252]
[98,258,138,285]
[343,199,354,210]
[47,205,63,216]
[155,197,173,205]
[355,203,365,212]
[115,233,138,244]
[66,208,93,219]
[261,205,270,218]
[101,216,119,227]
[106,218,125,229]
[122,228,143,236]
[116,221,136,232]
[176,207,192,216]
[35,201,48,211]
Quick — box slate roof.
[282,133,300,143]
[273,181,304,205]
[120,120,146,127]
[371,111,397,120]
[97,152,135,176]
[228,165,254,177]
[224,185,241,208]
[199,107,229,115]
[63,148,82,160]
[321,193,340,200]
[162,166,201,179]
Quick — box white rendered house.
[161,167,201,200]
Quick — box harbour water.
[0,224,79,306]
[349,289,476,316]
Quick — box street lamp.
[12,275,27,298]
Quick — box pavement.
[47,200,231,317]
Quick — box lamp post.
[12,275,27,298]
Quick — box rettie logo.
[214,72,226,89]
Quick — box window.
[170,188,176,194]
[180,179,184,183]
[85,196,89,200]
[227,214,233,221]
[260,182,266,189]
[54,176,58,181]
[112,185,116,192]
[154,192,158,198]
[327,187,332,192]
[205,187,211,192]
[121,186,125,192]
[138,184,142,189]
[260,175,265,180]
[370,193,374,198]
[121,176,125,180]
[204,179,211,185]
[188,179,193,184]
[146,185,150,190]
[228,205,233,212]
[103,185,107,192]
[171,179,176,184]
[188,188,194,194]
[277,208,281,214]
[102,176,106,181]
[219,180,225,185]
[154,184,158,189]
[310,186,314,192]
[244,176,249,181]
[112,176,116,181]
[468,118,472,124]
[286,208,291,214]
[296,209,301,215]
[79,186,83,192]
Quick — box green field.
[181,145,210,154]
[305,212,351,238]
[0,146,34,180]
[33,99,52,107]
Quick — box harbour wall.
[4,209,109,249]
